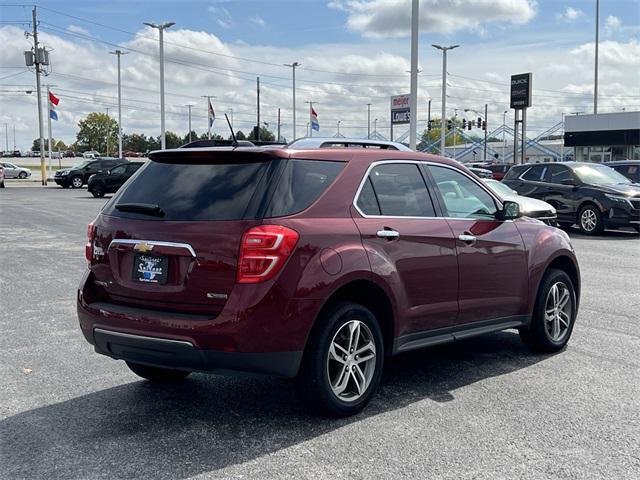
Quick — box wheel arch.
[537,254,581,312]
[307,278,396,357]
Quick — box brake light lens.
[237,225,299,283]
[85,221,96,264]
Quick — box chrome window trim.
[108,239,196,257]
[352,159,504,220]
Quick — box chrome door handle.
[376,229,400,239]
[458,234,477,243]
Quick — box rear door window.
[356,177,381,215]
[547,164,574,184]
[362,163,436,217]
[521,165,547,182]
[104,161,272,221]
[263,159,344,217]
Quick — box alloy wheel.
[326,319,376,402]
[580,208,597,232]
[544,282,572,342]
[72,177,83,188]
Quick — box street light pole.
[337,120,341,136]
[594,0,600,114]
[109,50,128,158]
[284,62,300,140]
[367,103,371,139]
[186,104,192,142]
[374,118,378,135]
[502,110,507,162]
[433,44,459,156]
[409,0,419,150]
[144,21,175,149]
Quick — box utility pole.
[13,124,16,150]
[109,50,127,158]
[201,95,216,139]
[105,107,110,156]
[31,7,46,185]
[409,0,419,150]
[483,103,488,162]
[433,44,459,156]
[284,62,300,140]
[594,0,600,114]
[277,108,281,142]
[367,103,371,139]
[256,77,260,142]
[337,120,341,136]
[3,124,7,152]
[186,104,192,142]
[144,21,175,149]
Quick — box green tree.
[32,138,67,152]
[235,130,247,140]
[164,131,183,149]
[122,133,150,153]
[248,126,275,142]
[417,117,465,152]
[76,112,118,154]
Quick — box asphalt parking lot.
[1,186,639,480]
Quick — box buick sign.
[510,73,532,109]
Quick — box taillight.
[85,221,96,264]
[237,225,299,283]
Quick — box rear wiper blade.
[115,203,165,217]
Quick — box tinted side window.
[126,163,143,174]
[264,159,344,217]
[428,165,498,219]
[548,165,573,184]
[521,165,547,181]
[368,163,435,217]
[503,166,524,180]
[356,177,381,215]
[110,165,127,175]
[105,161,271,221]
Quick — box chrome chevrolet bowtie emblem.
[133,242,154,253]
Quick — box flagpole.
[47,85,52,180]
[309,102,313,138]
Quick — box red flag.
[49,91,60,106]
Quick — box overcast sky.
[1,0,639,150]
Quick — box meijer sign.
[390,94,412,125]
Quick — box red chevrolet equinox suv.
[78,147,580,416]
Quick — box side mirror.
[499,200,520,220]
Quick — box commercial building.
[564,111,640,162]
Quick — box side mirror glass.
[500,200,520,220]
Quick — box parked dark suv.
[87,161,144,198]
[78,147,580,416]
[503,162,640,234]
[55,157,127,188]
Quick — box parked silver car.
[0,162,31,179]
[484,179,557,225]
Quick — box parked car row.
[54,157,127,188]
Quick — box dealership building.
[564,111,640,162]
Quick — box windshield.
[71,160,91,169]
[573,164,631,185]
[484,180,517,196]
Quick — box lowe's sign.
[510,73,532,109]
[390,94,412,125]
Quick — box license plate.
[133,254,168,284]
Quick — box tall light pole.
[105,107,110,156]
[284,61,300,140]
[433,44,459,156]
[409,0,419,150]
[144,21,175,149]
[337,120,341,136]
[594,0,600,114]
[374,118,378,135]
[185,104,193,142]
[502,110,508,162]
[109,49,128,158]
[366,103,371,139]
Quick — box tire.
[296,302,384,417]
[91,184,105,198]
[520,268,577,353]
[577,204,604,235]
[18,171,27,179]
[70,176,83,189]
[126,361,191,383]
[0,181,4,188]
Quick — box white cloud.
[249,16,266,27]
[209,5,233,29]
[67,25,90,35]
[329,0,537,38]
[604,15,621,35]
[556,7,584,22]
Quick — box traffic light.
[468,121,472,131]
[482,120,487,131]
[477,117,482,128]
[427,119,433,131]
[462,119,467,130]
[447,120,453,130]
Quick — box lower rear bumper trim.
[93,328,302,378]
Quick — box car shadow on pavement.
[0,331,549,479]
[567,228,639,240]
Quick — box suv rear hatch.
[87,149,345,316]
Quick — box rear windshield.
[104,161,271,221]
[264,159,344,217]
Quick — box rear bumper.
[93,328,302,378]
